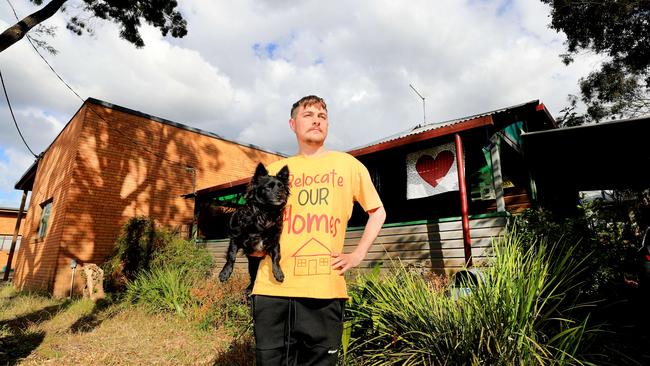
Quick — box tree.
[542,0,650,124]
[0,0,187,54]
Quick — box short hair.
[290,95,327,118]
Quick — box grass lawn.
[0,282,255,365]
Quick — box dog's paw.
[245,283,254,296]
[219,268,232,282]
[272,269,285,283]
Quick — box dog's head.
[247,163,290,208]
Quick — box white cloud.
[0,0,602,196]
[0,147,35,207]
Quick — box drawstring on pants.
[285,298,293,366]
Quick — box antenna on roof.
[409,83,426,124]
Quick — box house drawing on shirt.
[292,238,332,276]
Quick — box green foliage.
[103,216,214,294]
[514,191,648,296]
[542,0,649,71]
[150,234,214,280]
[107,216,218,318]
[37,0,187,47]
[342,231,594,365]
[542,0,650,123]
[1,1,187,55]
[125,266,195,316]
[191,273,251,332]
[102,217,159,289]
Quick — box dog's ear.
[252,163,268,182]
[276,165,289,183]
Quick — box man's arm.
[331,206,386,274]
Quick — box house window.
[37,200,53,240]
[319,257,329,266]
[297,259,306,267]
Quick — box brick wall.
[0,211,24,235]
[14,100,283,297]
[13,104,85,294]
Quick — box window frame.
[36,199,53,240]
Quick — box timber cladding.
[206,216,508,277]
[13,100,283,297]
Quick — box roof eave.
[86,98,287,158]
[14,157,39,191]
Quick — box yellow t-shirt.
[251,151,382,299]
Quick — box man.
[251,95,386,365]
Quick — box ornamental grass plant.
[125,266,196,316]
[342,230,595,365]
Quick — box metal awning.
[522,116,650,191]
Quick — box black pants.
[252,295,345,366]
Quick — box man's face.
[289,103,329,145]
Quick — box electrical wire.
[0,68,38,157]
[6,0,84,101]
[5,0,195,171]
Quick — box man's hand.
[330,206,385,275]
[331,251,364,275]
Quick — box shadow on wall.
[18,102,278,296]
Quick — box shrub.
[191,272,251,331]
[103,217,161,291]
[125,266,196,316]
[103,216,214,293]
[342,231,594,365]
[150,235,214,279]
[513,200,644,297]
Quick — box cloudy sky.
[0,0,601,207]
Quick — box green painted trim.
[346,211,511,232]
[201,211,511,241]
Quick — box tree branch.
[0,0,67,54]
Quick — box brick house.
[0,207,25,274]
[12,98,283,297]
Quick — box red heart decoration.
[415,151,454,188]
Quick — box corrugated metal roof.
[348,100,539,152]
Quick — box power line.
[0,68,38,157]
[5,0,195,172]
[7,0,84,101]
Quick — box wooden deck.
[204,215,508,275]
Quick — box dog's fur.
[218,163,290,290]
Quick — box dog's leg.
[269,243,284,282]
[246,256,262,294]
[219,238,239,282]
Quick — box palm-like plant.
[342,230,595,365]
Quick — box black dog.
[218,163,290,291]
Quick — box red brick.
[14,101,283,297]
